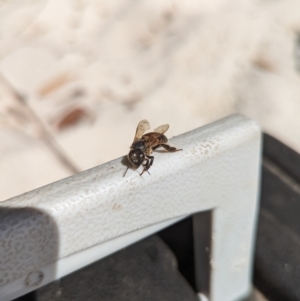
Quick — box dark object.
[159,217,196,290]
[254,134,300,301]
[18,236,198,301]
[263,134,300,182]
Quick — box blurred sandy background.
[1,0,300,201]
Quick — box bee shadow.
[121,155,136,177]
[153,150,168,153]
[121,155,131,168]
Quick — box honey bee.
[124,119,182,176]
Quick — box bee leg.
[160,144,182,152]
[146,155,154,168]
[140,169,149,176]
[140,156,154,176]
[140,158,150,176]
[140,166,150,176]
[142,158,149,167]
[145,155,154,174]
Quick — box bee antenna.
[123,167,129,177]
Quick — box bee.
[124,119,182,176]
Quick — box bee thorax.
[131,140,145,151]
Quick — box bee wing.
[133,119,150,142]
[153,124,169,134]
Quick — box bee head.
[128,149,145,168]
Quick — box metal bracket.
[0,114,261,301]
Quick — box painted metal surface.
[0,114,261,301]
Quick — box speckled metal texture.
[0,114,261,301]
